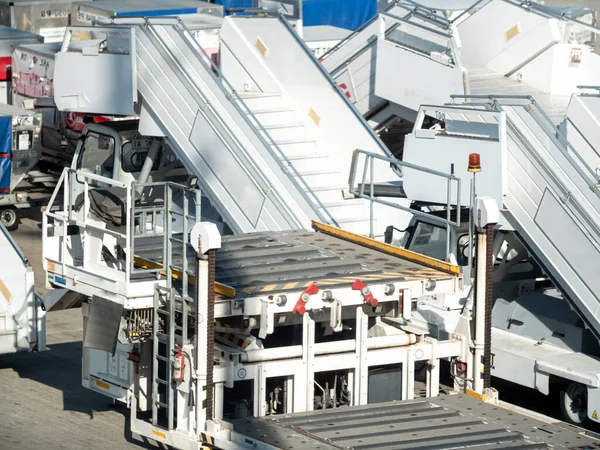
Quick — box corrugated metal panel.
[233,393,600,449]
[215,230,451,295]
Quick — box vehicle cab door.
[70,125,121,213]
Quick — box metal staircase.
[403,97,600,339]
[55,21,337,235]
[219,16,404,237]
[320,2,465,125]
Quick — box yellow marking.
[95,380,110,390]
[243,286,255,294]
[261,284,278,292]
[312,221,461,277]
[152,429,167,439]
[284,282,299,290]
[241,340,250,349]
[505,24,520,42]
[47,260,56,272]
[465,389,486,402]
[308,107,321,127]
[0,280,12,303]
[593,410,598,420]
[133,256,236,298]
[255,37,268,57]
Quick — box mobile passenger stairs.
[52,15,409,240]
[346,88,600,426]
[320,0,600,154]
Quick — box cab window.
[405,221,447,261]
[77,131,115,180]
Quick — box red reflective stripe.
[0,188,9,194]
[0,153,10,158]
[0,56,11,81]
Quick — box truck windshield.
[405,221,447,261]
[77,131,115,181]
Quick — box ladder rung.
[155,377,169,385]
[156,401,168,408]
[156,332,171,341]
[172,293,194,303]
[157,308,169,316]
[170,237,185,244]
[155,355,170,363]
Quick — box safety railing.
[348,149,461,261]
[44,168,132,279]
[129,181,201,293]
[44,168,201,287]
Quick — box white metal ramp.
[403,98,600,338]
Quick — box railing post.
[369,156,375,238]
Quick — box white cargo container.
[0,26,42,104]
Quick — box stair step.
[304,185,348,203]
[270,139,318,157]
[293,171,344,188]
[295,169,340,176]
[280,154,329,172]
[236,91,285,109]
[263,122,304,130]
[273,138,317,146]
[237,91,281,99]
[259,123,307,141]
[246,108,295,126]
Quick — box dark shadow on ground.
[0,341,159,449]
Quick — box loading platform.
[233,393,600,450]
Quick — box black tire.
[559,381,588,425]
[0,208,19,231]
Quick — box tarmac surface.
[0,206,160,450]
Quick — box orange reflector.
[468,153,482,173]
[95,380,110,390]
[152,429,167,439]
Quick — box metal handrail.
[381,11,453,39]
[319,0,401,63]
[348,149,461,261]
[505,0,600,35]
[129,181,196,278]
[45,168,133,279]
[140,18,340,228]
[397,1,453,29]
[450,0,489,24]
[450,0,600,36]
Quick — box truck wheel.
[0,208,19,231]
[560,382,588,424]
